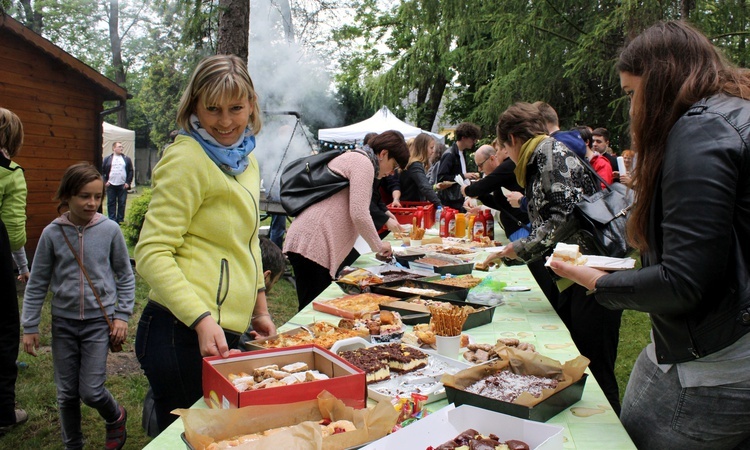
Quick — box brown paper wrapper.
[441,346,590,407]
[176,390,399,450]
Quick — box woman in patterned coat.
[483,102,624,414]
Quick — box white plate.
[503,286,531,292]
[545,254,636,271]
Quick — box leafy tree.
[333,0,749,150]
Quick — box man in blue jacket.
[101,142,134,224]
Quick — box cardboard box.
[202,344,367,409]
[445,374,588,422]
[360,404,564,450]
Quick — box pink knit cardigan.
[283,151,383,277]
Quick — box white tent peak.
[318,106,444,144]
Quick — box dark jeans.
[51,317,119,449]
[106,184,128,224]
[0,219,19,427]
[556,284,623,415]
[135,302,240,434]
[287,252,332,311]
[269,214,287,249]
[621,349,750,449]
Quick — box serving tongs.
[398,312,431,320]
[286,321,315,337]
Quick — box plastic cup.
[410,239,422,247]
[435,334,461,359]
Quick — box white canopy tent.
[102,121,136,186]
[318,106,444,145]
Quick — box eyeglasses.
[476,156,489,170]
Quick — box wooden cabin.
[0,13,127,258]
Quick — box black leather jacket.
[596,94,750,364]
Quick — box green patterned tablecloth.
[145,247,636,449]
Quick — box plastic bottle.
[467,214,476,241]
[455,213,466,238]
[473,212,486,241]
[484,209,495,241]
[435,206,442,230]
[414,209,424,229]
[440,207,454,237]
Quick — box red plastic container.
[387,201,436,229]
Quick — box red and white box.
[202,344,367,409]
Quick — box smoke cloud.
[248,0,340,201]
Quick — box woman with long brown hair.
[551,21,750,449]
[399,133,441,206]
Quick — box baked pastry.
[551,242,587,265]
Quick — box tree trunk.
[19,0,43,33]
[217,0,250,62]
[108,0,127,126]
[680,0,694,20]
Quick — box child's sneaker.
[105,405,127,450]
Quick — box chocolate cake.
[379,343,429,373]
[338,349,390,384]
[465,370,559,403]
[427,428,530,450]
[338,343,429,382]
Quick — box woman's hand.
[435,181,453,191]
[390,199,402,208]
[385,217,404,234]
[482,244,517,266]
[17,272,29,283]
[110,318,128,346]
[23,333,39,357]
[377,241,393,260]
[548,260,607,291]
[195,315,230,357]
[620,173,633,187]
[506,191,524,208]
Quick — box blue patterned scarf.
[186,114,256,175]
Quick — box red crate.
[387,201,436,229]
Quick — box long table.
[145,249,636,449]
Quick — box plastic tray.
[387,201,436,229]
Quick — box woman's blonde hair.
[176,55,262,135]
[0,107,24,157]
[407,133,434,169]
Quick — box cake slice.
[552,243,587,265]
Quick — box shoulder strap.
[58,225,115,332]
